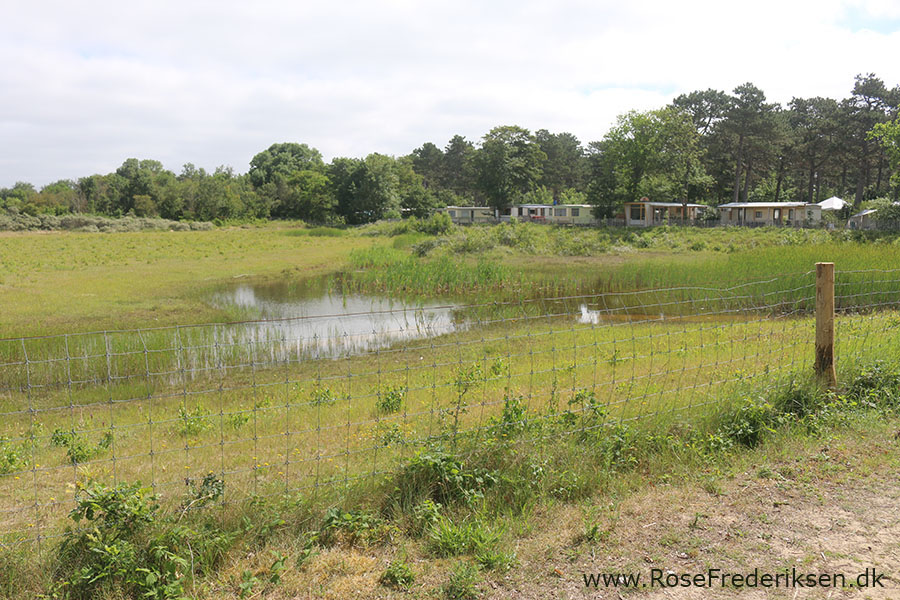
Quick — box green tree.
[112,158,177,216]
[395,156,435,218]
[0,182,37,213]
[248,143,324,188]
[841,74,900,207]
[870,117,900,191]
[36,180,81,214]
[671,88,731,136]
[475,125,546,211]
[329,154,399,224]
[249,143,327,219]
[280,169,334,222]
[787,97,840,203]
[722,83,778,204]
[442,135,478,199]
[410,142,444,191]
[585,140,619,218]
[535,129,586,200]
[588,108,709,218]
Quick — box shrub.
[54,480,235,599]
[227,410,251,429]
[376,385,404,414]
[50,428,113,464]
[0,437,28,475]
[55,482,181,600]
[489,394,529,438]
[415,212,453,235]
[847,361,900,407]
[707,400,778,452]
[181,472,225,511]
[442,561,480,600]
[310,387,338,406]
[427,517,499,557]
[390,450,496,510]
[319,508,395,547]
[175,405,212,437]
[411,499,442,534]
[380,559,415,590]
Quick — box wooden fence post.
[815,262,837,388]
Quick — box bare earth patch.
[494,432,900,600]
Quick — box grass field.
[2,221,900,599]
[0,224,374,337]
[4,222,900,336]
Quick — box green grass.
[1,302,897,545]
[2,220,900,599]
[0,225,377,336]
[2,353,900,599]
[3,223,899,337]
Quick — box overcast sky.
[2,0,900,188]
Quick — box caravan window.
[554,208,566,216]
[755,211,763,219]
[629,205,642,221]
[448,210,456,218]
[571,208,580,217]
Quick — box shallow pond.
[208,276,465,359]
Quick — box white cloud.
[1,0,898,187]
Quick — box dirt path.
[493,433,900,599]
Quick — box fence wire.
[2,268,900,552]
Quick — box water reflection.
[210,283,461,359]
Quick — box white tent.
[818,196,847,211]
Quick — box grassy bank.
[4,222,900,336]
[0,225,375,337]
[2,357,899,599]
[2,301,897,543]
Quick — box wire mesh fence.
[2,267,899,552]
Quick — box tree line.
[3,73,900,224]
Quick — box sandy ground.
[490,433,900,599]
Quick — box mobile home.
[443,206,496,224]
[718,202,821,226]
[623,201,707,227]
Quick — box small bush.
[391,450,497,510]
[427,517,499,557]
[310,387,338,406]
[182,472,225,511]
[847,361,900,407]
[55,482,182,600]
[319,508,395,547]
[415,212,453,236]
[376,385,404,414]
[708,400,778,451]
[380,559,415,590]
[0,437,28,475]
[227,411,251,429]
[376,422,407,447]
[411,499,442,535]
[443,561,480,600]
[560,390,607,433]
[50,428,113,464]
[490,394,529,438]
[175,405,213,437]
